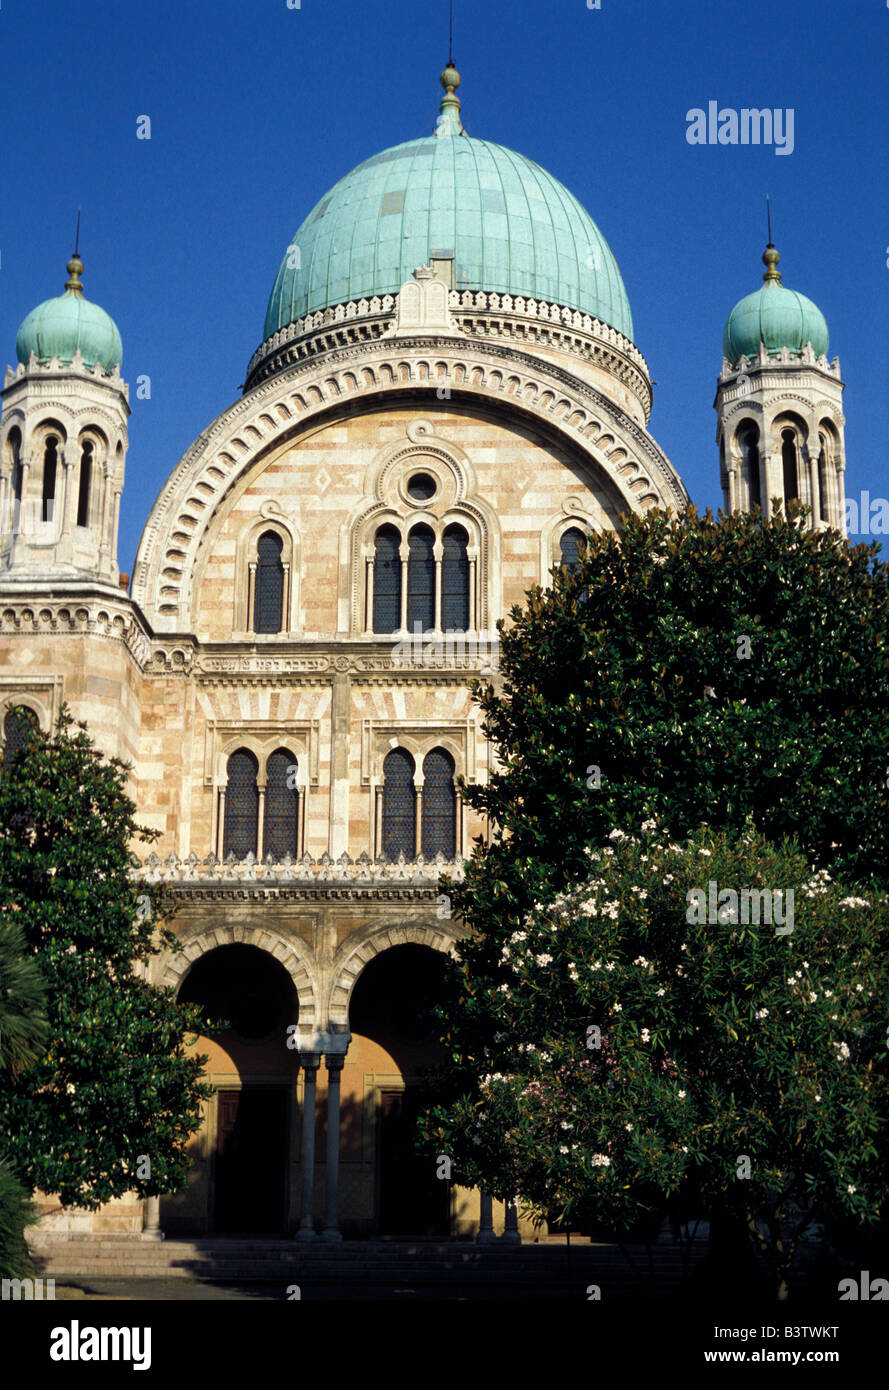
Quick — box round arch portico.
[155,921,318,1033]
[327,918,462,1030]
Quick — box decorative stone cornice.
[0,588,154,667]
[133,335,687,632]
[244,290,652,414]
[134,849,464,900]
[4,351,130,405]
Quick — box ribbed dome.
[16,254,122,373]
[264,69,633,344]
[723,244,828,365]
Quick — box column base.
[295,1227,317,1242]
[320,1228,343,1242]
[475,1230,499,1245]
[140,1232,165,1242]
[500,1231,522,1245]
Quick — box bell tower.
[0,249,129,586]
[715,240,846,534]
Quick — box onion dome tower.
[1,248,129,584]
[715,237,846,533]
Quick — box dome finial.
[762,195,781,283]
[66,207,84,297]
[437,59,464,136]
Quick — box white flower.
[855,983,863,992]
[680,943,687,952]
[612,1003,622,1013]
[632,956,649,967]
[839,896,870,909]
[834,1041,851,1061]
[807,992,817,1003]
[601,901,619,919]
[847,1184,856,1195]
[510,930,528,943]
[579,899,598,917]
[605,962,616,972]
[656,988,666,997]
[608,828,628,841]
[631,887,648,899]
[699,847,711,857]
[472,1136,482,1145]
[536,953,553,967]
[538,1051,552,1063]
[824,991,833,999]
[500,945,511,960]
[496,983,511,995]
[641,819,658,832]
[591,1153,611,1167]
[662,874,674,884]
[681,1145,688,1153]
[568,964,579,982]
[756,1008,769,1020]
[676,966,684,977]
[640,1028,651,1043]
[625,1123,633,1132]
[814,1094,822,1102]
[678,1090,686,1099]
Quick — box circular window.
[406,472,437,503]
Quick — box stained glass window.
[254,531,284,634]
[223,749,259,858]
[422,748,456,858]
[382,748,416,860]
[264,748,298,860]
[373,524,402,634]
[407,525,435,632]
[3,706,38,760]
[559,527,586,572]
[442,524,469,632]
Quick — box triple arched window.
[220,746,302,860]
[371,522,471,635]
[379,746,457,860]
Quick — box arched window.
[441,524,469,631]
[381,748,416,860]
[42,436,58,523]
[373,524,402,634]
[422,748,456,858]
[781,428,799,504]
[254,531,284,634]
[223,749,259,859]
[264,748,299,860]
[407,525,435,632]
[738,425,760,510]
[77,440,93,528]
[2,706,38,761]
[559,527,586,572]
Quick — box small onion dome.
[16,253,123,372]
[722,243,828,366]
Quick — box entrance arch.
[172,942,302,1235]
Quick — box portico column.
[296,1052,320,1240]
[364,553,375,633]
[246,562,257,634]
[502,1198,521,1245]
[256,784,266,861]
[808,449,821,527]
[216,788,227,858]
[322,1053,345,1241]
[476,1190,497,1244]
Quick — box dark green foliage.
[0,707,213,1208]
[458,504,889,933]
[0,1158,41,1280]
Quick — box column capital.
[324,1053,346,1076]
[299,1051,321,1073]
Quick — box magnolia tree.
[421,825,889,1298]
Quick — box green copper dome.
[723,243,828,365]
[16,254,123,373]
[264,67,634,343]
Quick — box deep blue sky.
[2,0,886,574]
